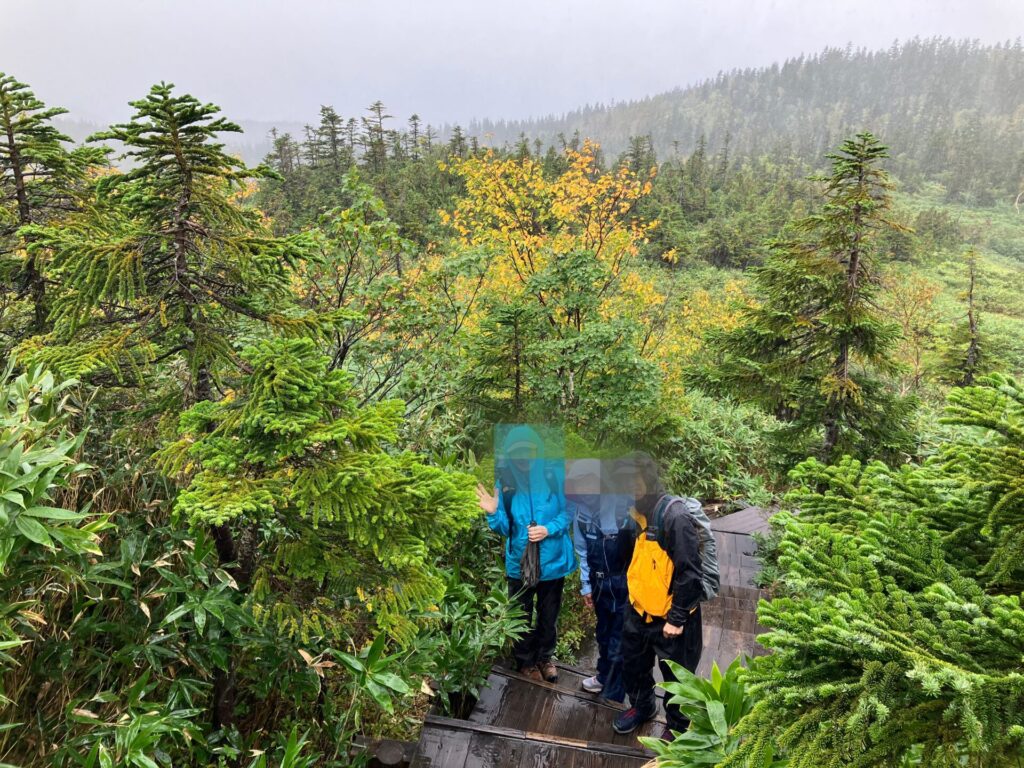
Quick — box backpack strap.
[544,467,560,501]
[646,494,669,543]
[650,494,688,548]
[498,467,517,535]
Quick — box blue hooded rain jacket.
[486,425,576,582]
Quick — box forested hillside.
[1,32,1024,768]
[469,38,1024,204]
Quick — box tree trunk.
[4,112,47,334]
[821,177,863,461]
[178,214,244,732]
[821,407,841,464]
[508,309,523,418]
[960,256,980,387]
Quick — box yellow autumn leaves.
[442,140,654,295]
[439,141,750,400]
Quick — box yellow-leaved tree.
[441,141,676,441]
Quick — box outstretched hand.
[476,483,499,514]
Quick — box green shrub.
[640,659,785,767]
[729,375,1024,767]
[662,391,781,504]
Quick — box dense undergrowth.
[0,49,1023,767]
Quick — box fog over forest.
[4,0,1022,127]
[3,4,1024,768]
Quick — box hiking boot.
[538,661,559,683]
[581,675,604,694]
[518,665,544,682]
[612,704,656,734]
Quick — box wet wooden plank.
[412,725,472,767]
[697,538,767,679]
[471,672,512,725]
[463,732,525,767]
[711,507,774,535]
[552,662,588,689]
[513,677,607,736]
[516,741,647,768]
[473,670,663,749]
[420,716,651,767]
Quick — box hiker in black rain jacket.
[611,452,704,742]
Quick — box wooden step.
[470,668,663,748]
[710,506,774,535]
[413,715,651,768]
[493,659,609,699]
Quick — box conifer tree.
[939,249,993,387]
[940,374,1024,587]
[362,101,391,178]
[313,105,349,175]
[954,250,981,386]
[19,83,310,399]
[733,374,1024,767]
[160,336,478,727]
[461,302,540,422]
[0,74,104,338]
[696,132,915,463]
[407,114,422,158]
[16,84,318,732]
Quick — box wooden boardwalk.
[698,506,771,676]
[410,506,772,767]
[415,716,651,767]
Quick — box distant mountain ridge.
[461,38,1024,200]
[54,38,1024,201]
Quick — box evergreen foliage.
[160,336,479,643]
[637,149,815,269]
[940,374,1024,588]
[470,39,1024,204]
[735,374,1024,767]
[257,101,466,245]
[18,83,311,400]
[938,249,995,387]
[0,73,104,341]
[696,133,917,463]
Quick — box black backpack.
[645,494,721,602]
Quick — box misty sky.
[3,0,1022,128]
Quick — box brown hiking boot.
[538,661,559,683]
[519,665,544,682]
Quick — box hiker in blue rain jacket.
[476,425,575,683]
[568,459,634,703]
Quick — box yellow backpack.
[626,511,675,619]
